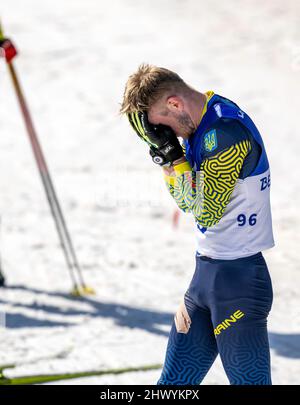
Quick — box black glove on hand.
[127,111,183,166]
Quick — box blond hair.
[120,64,188,114]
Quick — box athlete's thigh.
[157,293,218,385]
[210,254,273,385]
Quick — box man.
[120,64,274,385]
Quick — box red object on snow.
[0,38,17,63]
[172,209,181,228]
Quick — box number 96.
[237,213,257,226]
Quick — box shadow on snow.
[0,284,172,336]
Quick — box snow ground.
[0,0,299,385]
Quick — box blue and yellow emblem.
[204,129,218,152]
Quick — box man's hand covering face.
[127,111,183,166]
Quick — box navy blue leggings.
[157,252,273,385]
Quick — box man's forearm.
[163,157,193,213]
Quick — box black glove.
[127,111,183,166]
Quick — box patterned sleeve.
[163,119,252,227]
[164,161,194,212]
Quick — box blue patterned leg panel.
[157,297,218,385]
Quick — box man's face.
[147,96,196,140]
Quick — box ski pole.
[0,218,5,287]
[0,22,94,295]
